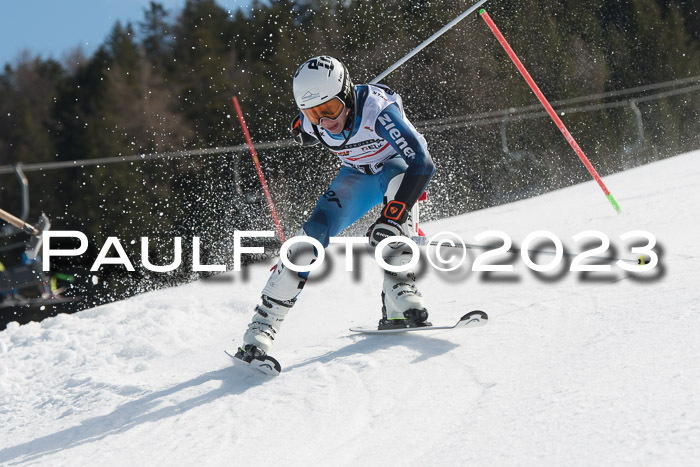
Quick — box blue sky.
[0,0,253,68]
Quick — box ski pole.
[479,9,622,213]
[370,0,488,84]
[0,207,39,236]
[231,97,286,243]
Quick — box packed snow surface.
[1,151,699,466]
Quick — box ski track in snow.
[1,151,700,466]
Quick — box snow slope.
[1,151,699,466]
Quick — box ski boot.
[242,295,295,353]
[378,252,431,330]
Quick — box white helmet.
[293,56,354,114]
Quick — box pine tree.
[140,1,173,70]
[172,0,236,147]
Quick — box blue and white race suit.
[298,84,435,248]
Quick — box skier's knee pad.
[384,173,404,202]
[261,228,319,301]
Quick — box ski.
[350,310,488,334]
[225,349,281,376]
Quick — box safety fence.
[1,75,699,176]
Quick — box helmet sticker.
[302,91,320,101]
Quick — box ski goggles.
[300,97,345,125]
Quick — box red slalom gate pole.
[479,10,622,213]
[231,97,286,242]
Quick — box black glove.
[367,200,408,247]
[290,115,319,147]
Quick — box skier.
[235,55,435,364]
